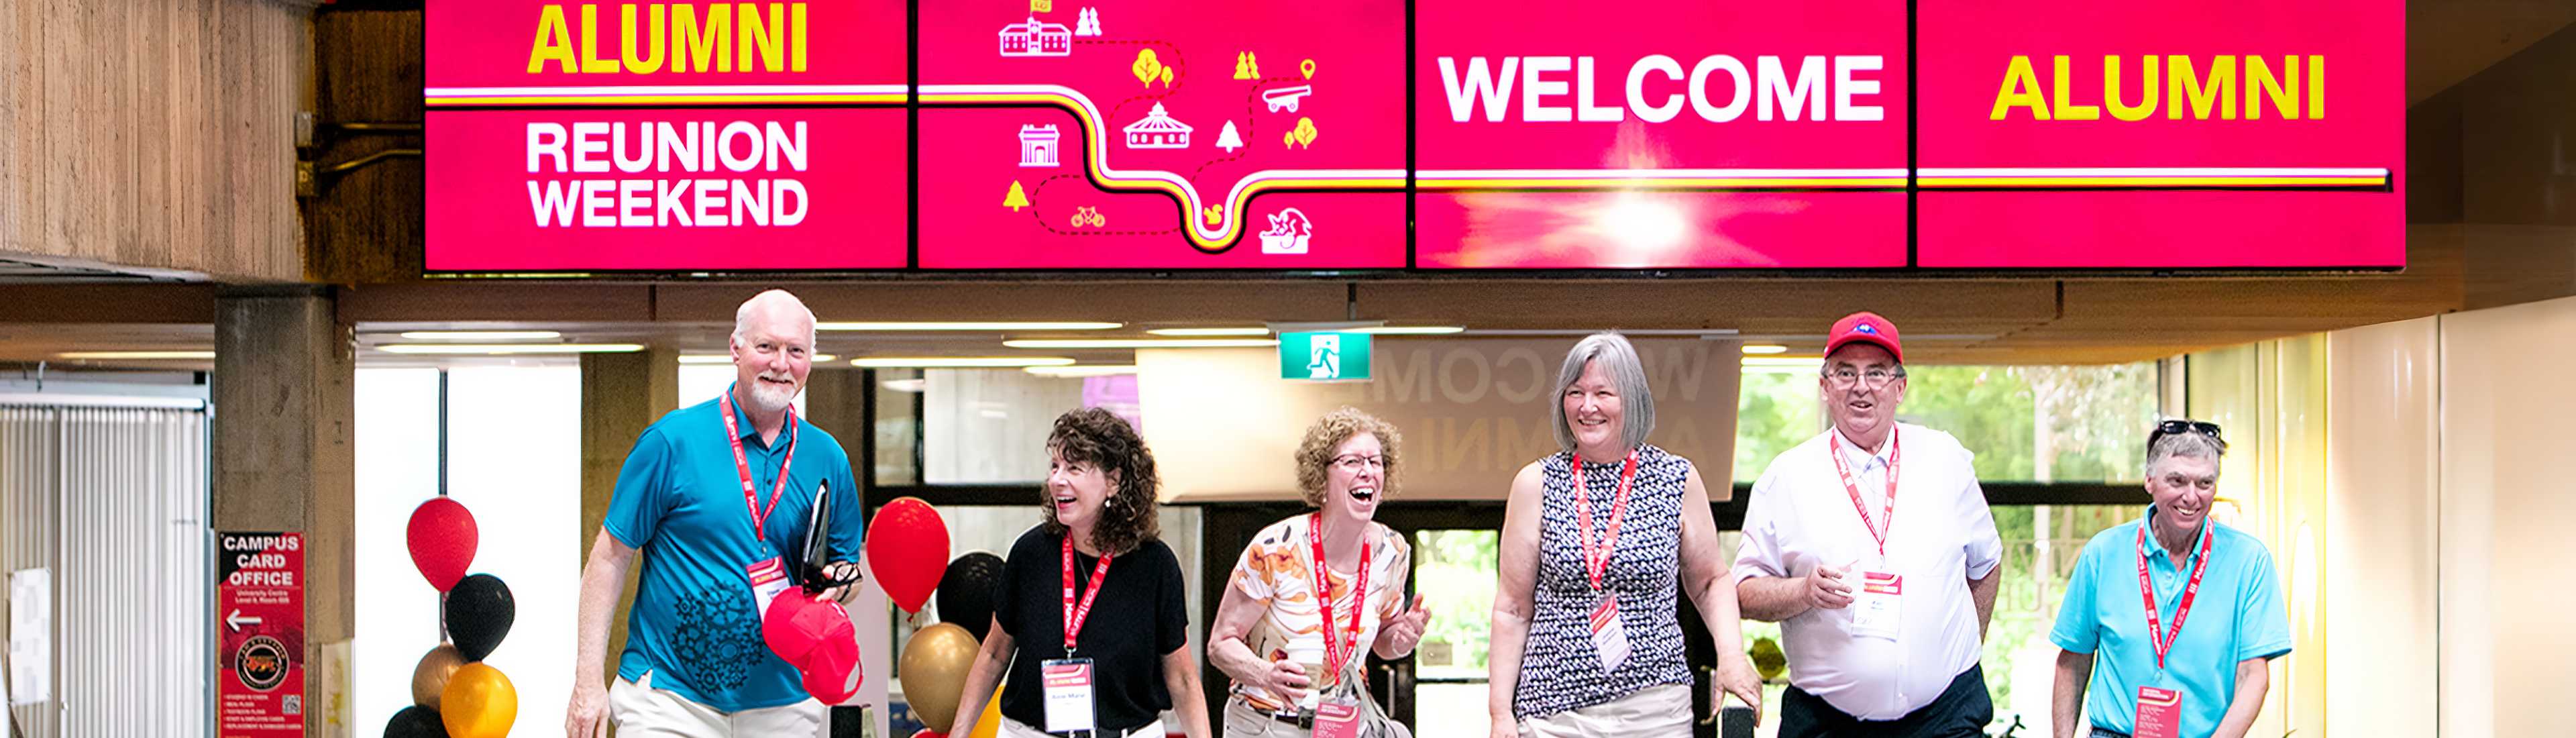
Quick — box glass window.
[1411,529,1500,737]
[870,369,1147,486]
[1979,505,2138,732]
[1735,362,2161,483]
[355,367,581,738]
[922,370,1088,484]
[875,368,922,486]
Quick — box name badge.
[1041,657,1097,735]
[1310,694,1363,738]
[2133,686,2182,738]
[747,556,792,621]
[1849,572,1902,641]
[1588,593,1631,672]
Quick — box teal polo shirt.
[604,386,863,711]
[2050,510,2290,738]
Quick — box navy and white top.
[1513,444,1696,719]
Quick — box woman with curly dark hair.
[949,407,1212,738]
[1207,407,1430,738]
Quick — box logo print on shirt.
[672,586,763,692]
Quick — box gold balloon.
[441,662,519,738]
[411,644,465,708]
[898,623,980,733]
[969,685,1004,738]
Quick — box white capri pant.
[608,671,827,738]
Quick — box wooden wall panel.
[0,0,310,282]
[305,8,423,284]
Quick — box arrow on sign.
[226,609,263,632]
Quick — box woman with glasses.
[1210,407,1430,738]
[1489,333,1764,738]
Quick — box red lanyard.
[1829,430,1901,558]
[1307,513,1371,680]
[718,391,799,542]
[1061,536,1116,654]
[1568,452,1640,590]
[2136,523,2215,671]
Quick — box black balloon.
[445,573,516,662]
[386,704,449,737]
[936,551,1006,641]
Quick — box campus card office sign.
[217,531,305,738]
[426,1,2400,272]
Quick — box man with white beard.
[565,289,865,738]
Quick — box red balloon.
[407,497,479,592]
[911,731,947,738]
[865,497,950,613]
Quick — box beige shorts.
[608,671,827,738]
[1514,683,1692,738]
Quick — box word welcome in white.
[1437,54,1885,123]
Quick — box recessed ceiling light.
[1025,365,1142,377]
[1350,325,1466,335]
[1741,344,1790,354]
[396,330,563,341]
[377,344,645,355]
[1002,338,1278,349]
[849,356,1079,368]
[1741,356,1824,368]
[879,378,926,393]
[1145,327,1271,337]
[818,321,1122,331]
[679,354,835,364]
[55,350,216,360]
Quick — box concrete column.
[211,285,356,737]
[800,366,872,492]
[578,347,678,682]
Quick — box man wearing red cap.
[1731,311,2005,738]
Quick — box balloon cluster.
[386,498,520,738]
[866,498,1012,738]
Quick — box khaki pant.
[608,671,826,738]
[1515,684,1692,738]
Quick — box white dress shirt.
[1730,423,2004,720]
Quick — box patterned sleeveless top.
[1513,444,1696,719]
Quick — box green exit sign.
[1279,332,1372,381]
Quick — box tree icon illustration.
[1003,180,1030,211]
[1216,121,1244,152]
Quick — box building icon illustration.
[997,17,1073,57]
[1122,103,1192,149]
[1018,125,1062,167]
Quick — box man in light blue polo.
[2049,420,2289,738]
[565,289,865,738]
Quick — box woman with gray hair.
[1487,333,1763,738]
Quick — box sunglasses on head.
[2149,419,2226,450]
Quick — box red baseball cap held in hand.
[1825,311,1903,363]
[763,590,865,703]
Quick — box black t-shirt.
[994,525,1190,733]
